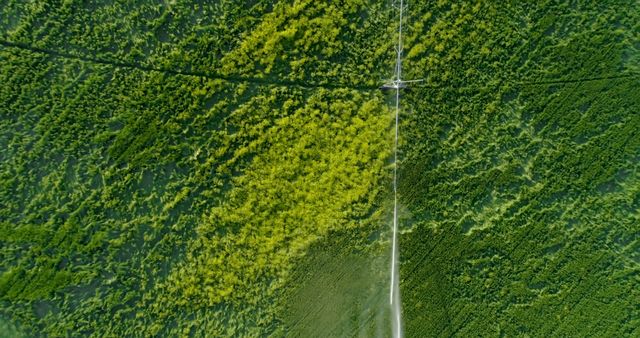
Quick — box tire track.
[0,39,378,92]
[411,72,639,92]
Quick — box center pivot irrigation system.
[384,0,421,337]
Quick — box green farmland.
[0,0,638,337]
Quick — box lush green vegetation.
[0,1,394,336]
[399,1,639,336]
[1,0,638,337]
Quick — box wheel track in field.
[0,39,378,92]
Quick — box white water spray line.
[390,84,402,338]
[390,1,404,338]
[390,0,403,305]
[388,0,421,337]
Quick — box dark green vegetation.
[1,0,638,337]
[399,1,640,336]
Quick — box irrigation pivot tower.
[386,0,421,337]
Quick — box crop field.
[399,1,639,337]
[0,0,638,337]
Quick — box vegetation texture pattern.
[399,1,639,337]
[0,0,393,336]
[0,0,638,337]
